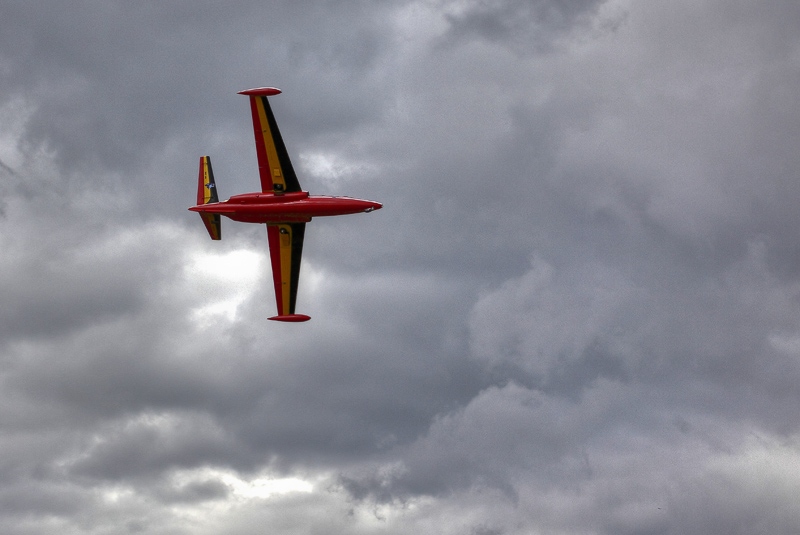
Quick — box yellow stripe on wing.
[278,224,293,315]
[255,98,287,192]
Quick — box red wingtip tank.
[237,87,282,97]
[269,314,312,322]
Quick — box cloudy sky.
[2,0,800,533]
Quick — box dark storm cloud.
[2,0,800,533]
[0,1,398,217]
[0,158,16,176]
[319,1,800,531]
[443,0,604,50]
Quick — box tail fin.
[197,156,221,240]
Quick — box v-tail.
[196,156,221,240]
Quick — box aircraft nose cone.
[369,201,382,211]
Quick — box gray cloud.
[2,0,800,533]
[442,0,604,50]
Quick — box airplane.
[189,87,382,322]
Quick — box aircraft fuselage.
[189,191,381,224]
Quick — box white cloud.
[184,248,264,323]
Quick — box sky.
[1,0,800,533]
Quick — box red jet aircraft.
[189,87,382,322]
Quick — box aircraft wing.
[266,223,309,321]
[239,88,302,194]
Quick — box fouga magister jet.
[189,87,382,322]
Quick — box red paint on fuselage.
[189,191,382,224]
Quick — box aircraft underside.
[189,87,382,321]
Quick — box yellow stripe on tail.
[197,156,221,240]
